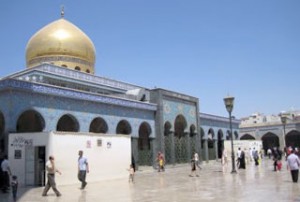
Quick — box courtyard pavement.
[1,158,300,202]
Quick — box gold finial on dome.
[61,5,64,18]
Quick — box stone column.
[196,133,202,161]
[214,139,218,161]
[203,139,209,163]
[170,131,175,165]
[186,133,191,162]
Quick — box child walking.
[189,157,199,177]
[11,175,18,202]
[128,164,135,183]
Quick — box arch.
[240,134,255,140]
[86,69,90,73]
[217,129,224,158]
[285,130,300,148]
[261,132,279,153]
[75,66,81,71]
[189,124,196,136]
[200,127,205,138]
[116,120,131,135]
[164,121,172,136]
[89,117,108,133]
[138,122,152,166]
[174,115,187,138]
[174,115,188,163]
[234,131,239,140]
[138,122,152,150]
[61,64,67,67]
[200,127,205,147]
[226,130,231,140]
[207,128,215,149]
[16,109,45,132]
[56,114,79,132]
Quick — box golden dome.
[26,18,96,74]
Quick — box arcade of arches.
[0,109,154,166]
[241,130,300,154]
[2,108,300,164]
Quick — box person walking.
[189,156,199,177]
[11,175,18,202]
[287,149,300,183]
[42,156,62,197]
[156,152,165,172]
[78,150,89,189]
[127,164,135,183]
[194,152,202,170]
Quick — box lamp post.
[280,113,287,149]
[223,96,237,173]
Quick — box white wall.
[8,132,131,186]
[51,132,131,185]
[224,140,262,161]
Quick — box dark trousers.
[291,170,299,183]
[1,172,9,192]
[78,170,87,188]
[42,174,61,196]
[12,186,17,201]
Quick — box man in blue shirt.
[78,150,89,189]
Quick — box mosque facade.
[239,110,300,153]
[0,14,241,186]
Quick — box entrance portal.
[25,146,46,186]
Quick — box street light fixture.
[223,96,237,173]
[279,113,288,149]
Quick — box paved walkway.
[1,158,300,202]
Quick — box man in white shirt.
[287,149,300,183]
[78,150,89,189]
[1,155,11,193]
[42,156,62,197]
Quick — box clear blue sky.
[0,0,299,118]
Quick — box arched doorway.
[200,127,205,160]
[234,131,239,140]
[174,115,188,163]
[190,125,197,156]
[261,132,279,152]
[16,110,45,132]
[138,122,152,166]
[207,128,215,160]
[89,117,108,133]
[240,134,255,140]
[226,130,231,140]
[56,114,79,132]
[116,120,131,135]
[217,130,224,158]
[164,121,172,164]
[285,130,300,148]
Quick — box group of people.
[232,147,262,170]
[42,150,89,197]
[268,146,300,183]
